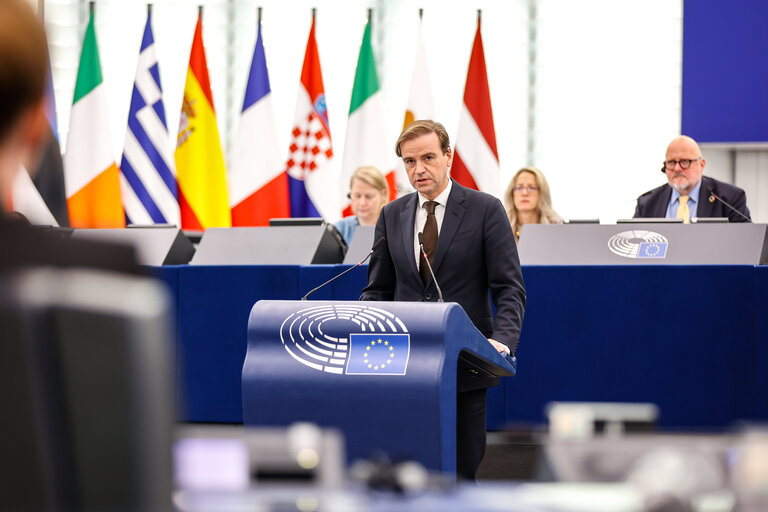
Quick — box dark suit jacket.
[634,175,751,222]
[360,180,526,355]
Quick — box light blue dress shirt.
[334,216,359,244]
[665,180,702,221]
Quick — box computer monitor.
[269,217,325,227]
[616,218,683,223]
[693,217,729,223]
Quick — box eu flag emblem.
[637,242,668,258]
[345,333,410,375]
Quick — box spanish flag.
[63,9,125,228]
[175,9,231,229]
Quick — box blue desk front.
[157,265,768,429]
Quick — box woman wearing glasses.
[503,166,562,240]
[334,166,389,244]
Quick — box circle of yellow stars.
[363,338,395,371]
[643,243,660,257]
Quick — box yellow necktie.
[677,195,690,224]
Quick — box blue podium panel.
[177,266,301,422]
[242,301,514,472]
[506,265,757,428]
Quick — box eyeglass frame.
[663,157,702,171]
[512,185,539,193]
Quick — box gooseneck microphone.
[707,187,751,222]
[418,232,443,303]
[301,237,386,300]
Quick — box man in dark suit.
[360,120,526,479]
[634,135,751,222]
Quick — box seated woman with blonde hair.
[334,166,389,244]
[503,166,562,240]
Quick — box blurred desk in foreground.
[176,482,643,512]
[154,264,768,429]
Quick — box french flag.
[229,16,289,226]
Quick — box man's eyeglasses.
[513,185,539,193]
[663,158,701,171]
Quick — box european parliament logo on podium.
[278,304,411,376]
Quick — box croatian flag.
[284,12,338,220]
[229,18,288,226]
[119,8,179,226]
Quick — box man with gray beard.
[634,135,750,223]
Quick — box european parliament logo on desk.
[608,230,668,259]
[346,334,410,375]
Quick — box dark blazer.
[634,175,751,222]
[360,180,526,354]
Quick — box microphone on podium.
[418,232,443,303]
[301,237,386,300]
[707,187,751,222]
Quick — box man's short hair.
[395,120,451,157]
[0,0,48,141]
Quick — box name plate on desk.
[517,223,768,265]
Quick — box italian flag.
[339,14,393,216]
[63,10,125,228]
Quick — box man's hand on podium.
[488,339,510,356]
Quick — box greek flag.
[346,333,410,376]
[119,8,179,226]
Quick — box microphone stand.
[707,187,751,222]
[301,238,385,300]
[418,232,443,302]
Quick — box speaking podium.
[241,300,515,473]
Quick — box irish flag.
[63,10,125,228]
[175,9,231,229]
[451,12,500,196]
[340,12,393,215]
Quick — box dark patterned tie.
[420,201,438,285]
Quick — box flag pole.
[89,1,94,15]
[198,4,202,18]
[367,7,372,24]
[148,3,152,15]
[419,8,423,20]
[477,8,481,25]
[258,6,262,25]
[311,7,316,22]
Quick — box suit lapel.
[400,194,421,282]
[432,181,466,275]
[696,177,715,217]
[654,185,674,217]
